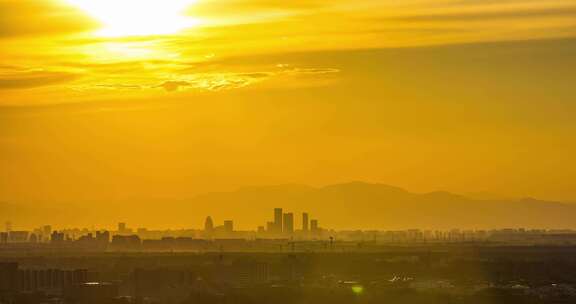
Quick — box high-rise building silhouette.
[224,220,234,233]
[51,231,65,244]
[96,231,110,244]
[283,213,294,234]
[204,216,214,233]
[274,208,283,233]
[118,222,127,233]
[266,222,274,233]
[0,262,18,292]
[42,225,52,238]
[302,213,309,232]
[311,219,319,234]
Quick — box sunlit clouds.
[1,0,576,203]
[66,0,200,37]
[1,0,576,104]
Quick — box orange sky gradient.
[1,0,576,209]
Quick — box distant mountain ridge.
[1,182,576,230]
[182,181,576,230]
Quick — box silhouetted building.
[302,212,309,232]
[117,222,127,234]
[204,216,214,234]
[224,220,233,233]
[232,259,270,287]
[311,219,319,234]
[111,235,141,251]
[66,282,118,304]
[266,222,274,234]
[96,231,110,244]
[283,213,294,234]
[8,231,29,243]
[0,262,18,293]
[133,268,194,301]
[274,208,283,233]
[42,225,52,238]
[18,268,88,293]
[51,231,65,244]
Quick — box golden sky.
[1,0,576,204]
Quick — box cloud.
[284,67,341,75]
[234,72,273,78]
[156,68,338,92]
[393,7,576,23]
[93,84,144,90]
[158,81,192,92]
[0,0,97,38]
[0,69,79,90]
[190,0,329,16]
[156,72,275,92]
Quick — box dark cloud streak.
[0,0,97,38]
[392,7,576,22]
[0,71,79,90]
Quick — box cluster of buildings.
[0,207,324,248]
[5,209,576,252]
[0,258,290,304]
[0,262,118,304]
[203,208,322,238]
[260,208,320,236]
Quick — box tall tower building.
[310,219,319,234]
[266,222,275,233]
[204,216,214,232]
[302,213,309,232]
[283,213,294,234]
[118,222,126,233]
[224,220,233,233]
[274,208,283,233]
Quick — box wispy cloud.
[0,0,97,38]
[0,68,79,90]
[393,7,576,22]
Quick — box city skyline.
[2,181,576,231]
[1,1,576,304]
[1,206,322,237]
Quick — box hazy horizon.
[2,0,576,230]
[3,181,576,231]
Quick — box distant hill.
[2,182,576,230]
[178,181,576,230]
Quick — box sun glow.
[67,0,199,37]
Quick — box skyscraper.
[266,222,275,233]
[283,213,294,234]
[224,220,233,233]
[118,222,126,233]
[274,208,283,233]
[311,219,319,234]
[96,231,110,244]
[302,213,309,232]
[204,216,214,232]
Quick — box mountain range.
[1,182,575,230]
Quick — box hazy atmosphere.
[2,0,576,225]
[3,2,576,304]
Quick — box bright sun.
[68,0,199,37]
